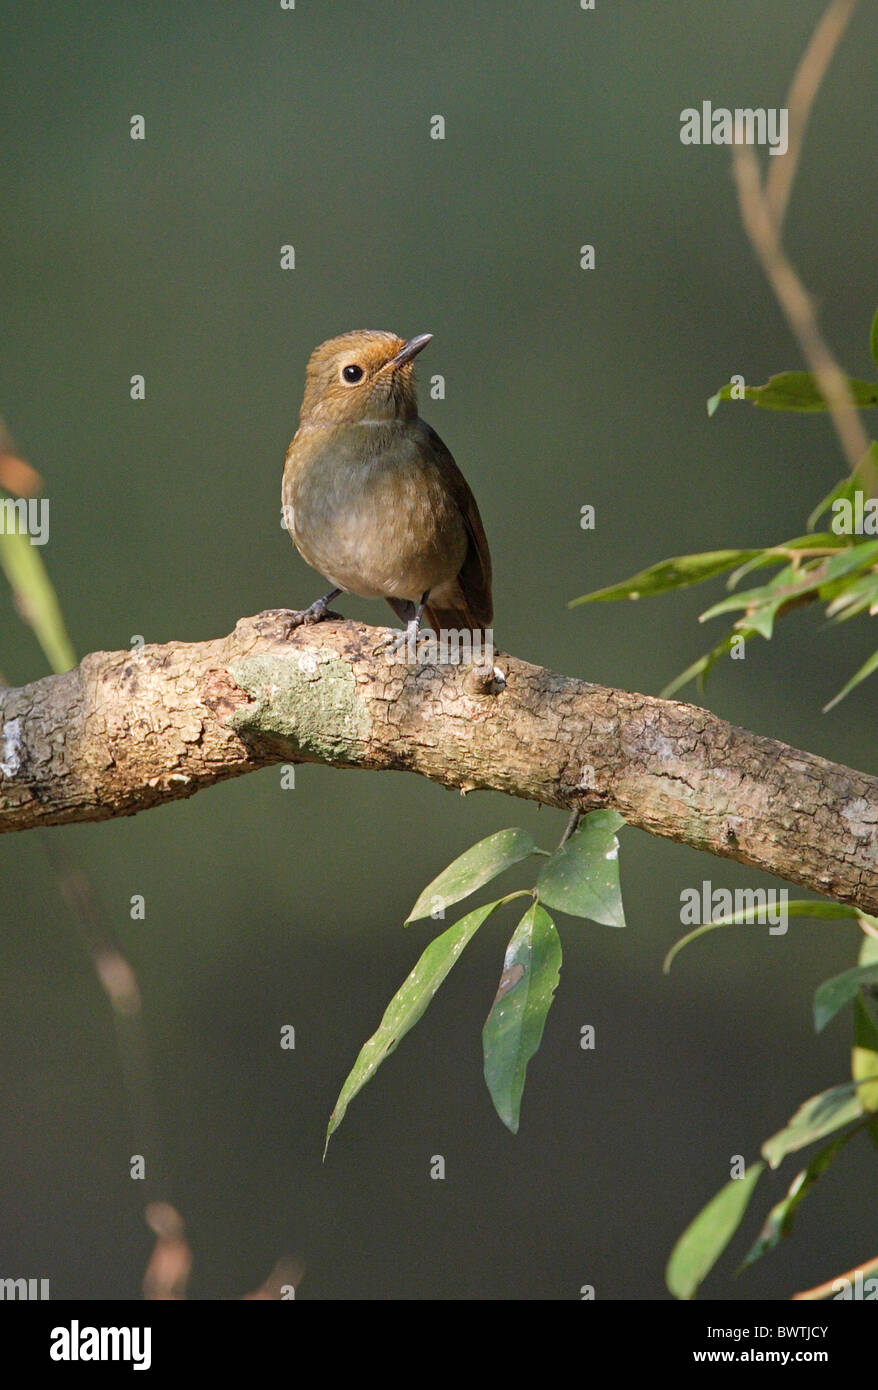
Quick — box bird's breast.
[282,422,467,600]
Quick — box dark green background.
[2,0,876,1300]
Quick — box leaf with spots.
[325,899,503,1154]
[482,903,562,1134]
[536,810,626,926]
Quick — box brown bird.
[281,330,492,644]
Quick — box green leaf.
[325,899,503,1153]
[726,534,844,589]
[807,443,878,532]
[0,516,76,674]
[536,810,625,926]
[666,1163,764,1300]
[482,903,562,1134]
[814,964,878,1033]
[852,994,878,1113]
[406,828,538,923]
[741,1130,857,1270]
[663,901,878,974]
[700,543,878,636]
[825,572,878,621]
[659,630,748,698]
[569,550,760,606]
[871,308,878,370]
[761,1080,871,1169]
[708,372,878,414]
[823,647,878,712]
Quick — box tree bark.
[1,611,876,911]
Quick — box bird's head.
[298,330,432,427]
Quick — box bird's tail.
[423,601,487,637]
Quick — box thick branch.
[1,612,876,911]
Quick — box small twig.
[792,1251,878,1300]
[731,0,875,492]
[559,810,581,847]
[765,0,858,231]
[732,145,872,480]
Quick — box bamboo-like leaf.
[569,551,760,606]
[708,372,878,415]
[0,511,75,674]
[660,630,747,698]
[808,443,878,531]
[823,648,878,712]
[814,964,878,1033]
[761,1080,872,1169]
[666,1163,764,1300]
[482,903,562,1133]
[741,1130,858,1269]
[664,901,878,974]
[726,534,844,590]
[852,995,878,1114]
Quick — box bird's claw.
[372,628,405,658]
[280,600,343,637]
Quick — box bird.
[281,330,492,648]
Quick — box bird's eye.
[341,364,364,383]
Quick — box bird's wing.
[420,421,493,628]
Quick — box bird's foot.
[371,627,404,658]
[287,597,341,630]
[260,590,344,638]
[372,619,428,664]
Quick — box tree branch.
[1,611,876,911]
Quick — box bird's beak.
[383,333,433,371]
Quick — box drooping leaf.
[406,828,538,923]
[761,1080,870,1169]
[536,810,625,926]
[325,899,503,1153]
[569,551,760,606]
[482,903,562,1134]
[741,1130,857,1269]
[666,1163,764,1300]
[823,647,878,712]
[663,901,878,974]
[814,963,878,1033]
[708,372,878,415]
[0,512,76,674]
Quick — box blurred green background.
[2,0,876,1300]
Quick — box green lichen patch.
[227,650,370,762]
